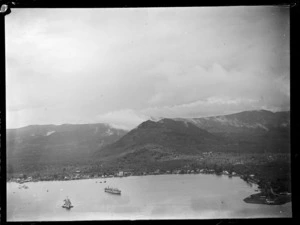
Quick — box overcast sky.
[6,6,290,130]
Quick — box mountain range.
[6,110,290,174]
[97,110,290,161]
[6,123,127,173]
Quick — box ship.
[265,198,276,204]
[62,197,73,209]
[104,186,121,195]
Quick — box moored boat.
[104,186,121,195]
[62,197,73,209]
[265,199,275,204]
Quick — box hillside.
[177,110,290,153]
[7,123,127,173]
[6,110,290,175]
[96,119,224,158]
[95,110,290,163]
[177,110,290,133]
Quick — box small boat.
[104,186,121,195]
[266,199,275,204]
[62,197,74,209]
[279,192,291,196]
[18,185,28,189]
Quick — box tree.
[33,172,40,179]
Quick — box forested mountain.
[6,110,290,174]
[96,110,290,161]
[6,123,127,173]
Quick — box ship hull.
[62,205,73,209]
[105,190,121,195]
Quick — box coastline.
[243,192,292,205]
[7,171,291,205]
[7,172,292,221]
[7,152,291,206]
[7,168,242,183]
[7,170,291,206]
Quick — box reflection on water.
[7,174,292,221]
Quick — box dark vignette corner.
[0,0,298,224]
[0,2,7,223]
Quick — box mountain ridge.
[95,110,290,161]
[6,110,290,174]
[6,123,128,174]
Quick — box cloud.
[142,96,260,118]
[145,62,289,110]
[95,109,150,130]
[5,7,290,128]
[7,102,42,112]
[92,96,273,131]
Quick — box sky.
[5,6,290,130]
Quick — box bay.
[7,174,292,221]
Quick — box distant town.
[8,166,242,183]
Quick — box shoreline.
[7,169,242,183]
[7,172,292,206]
[7,152,291,206]
[243,192,292,205]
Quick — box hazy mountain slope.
[95,110,290,162]
[6,110,290,174]
[177,110,290,133]
[6,123,127,173]
[96,119,227,158]
[176,110,290,153]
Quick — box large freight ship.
[104,186,121,195]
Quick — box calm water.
[7,174,292,221]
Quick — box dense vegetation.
[6,110,291,194]
[7,152,291,194]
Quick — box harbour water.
[7,174,292,221]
